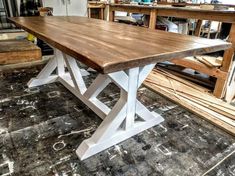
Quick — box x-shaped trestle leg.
[27,49,164,160]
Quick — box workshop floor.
[0,66,234,176]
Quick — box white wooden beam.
[125,67,139,129]
[27,48,164,161]
[63,54,87,94]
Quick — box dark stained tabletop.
[9,16,231,73]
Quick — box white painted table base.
[28,49,164,160]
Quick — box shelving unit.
[0,0,11,29]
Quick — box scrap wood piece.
[0,39,41,65]
[153,68,214,100]
[153,68,235,113]
[194,56,214,67]
[144,68,235,136]
[181,92,235,114]
[203,55,223,66]
[158,65,215,89]
[171,56,226,79]
[195,55,223,67]
[177,92,235,121]
[144,79,235,136]
[161,83,234,127]
[154,67,210,93]
[148,68,235,117]
[145,78,235,121]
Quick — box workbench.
[109,4,235,100]
[157,2,235,8]
[9,16,231,160]
[88,1,106,20]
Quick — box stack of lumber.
[0,39,41,65]
[171,56,224,79]
[194,55,223,67]
[0,31,27,40]
[144,68,235,136]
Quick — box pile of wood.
[0,39,41,65]
[194,55,223,67]
[144,68,235,136]
[171,56,224,82]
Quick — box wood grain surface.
[109,4,235,23]
[0,39,41,65]
[9,16,231,73]
[110,4,235,14]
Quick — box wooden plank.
[221,48,234,72]
[196,55,222,67]
[109,7,115,22]
[110,4,235,23]
[0,40,41,65]
[158,66,215,88]
[224,24,235,101]
[228,23,235,49]
[101,8,104,20]
[153,67,210,92]
[194,20,203,37]
[154,68,235,110]
[145,82,235,136]
[214,47,234,98]
[88,8,91,18]
[225,61,235,102]
[158,2,235,8]
[150,68,235,113]
[149,9,157,29]
[181,94,235,120]
[0,56,50,72]
[109,5,151,15]
[171,57,227,79]
[144,69,235,136]
[9,16,231,74]
[0,31,27,40]
[157,8,235,23]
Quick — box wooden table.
[109,4,235,30]
[157,2,235,8]
[9,16,231,160]
[88,1,106,20]
[109,4,235,100]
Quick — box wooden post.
[214,48,234,98]
[88,8,91,18]
[109,6,115,22]
[194,19,203,36]
[224,23,235,101]
[214,23,235,99]
[149,9,157,29]
[101,8,104,20]
[228,23,235,49]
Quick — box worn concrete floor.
[0,66,234,176]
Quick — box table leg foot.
[27,75,59,88]
[76,66,164,160]
[76,113,164,160]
